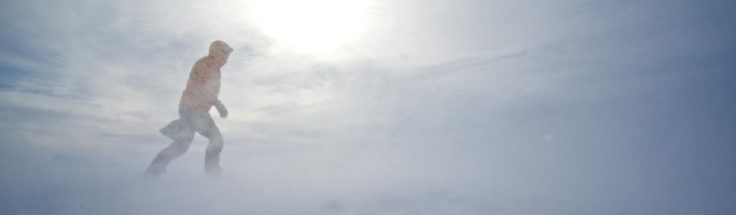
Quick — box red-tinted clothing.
[179,56,222,113]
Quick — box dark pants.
[145,107,223,176]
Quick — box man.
[145,40,234,177]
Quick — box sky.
[1,0,735,214]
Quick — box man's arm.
[215,99,228,118]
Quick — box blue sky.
[1,0,735,214]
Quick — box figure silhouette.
[145,40,234,177]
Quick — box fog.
[1,0,735,214]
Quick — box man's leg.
[191,113,224,176]
[204,128,223,176]
[145,129,195,177]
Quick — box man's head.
[209,40,234,63]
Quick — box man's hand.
[215,100,228,118]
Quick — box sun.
[246,0,372,58]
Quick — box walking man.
[145,40,234,177]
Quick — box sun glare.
[247,0,372,58]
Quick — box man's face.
[223,54,230,64]
[214,50,231,65]
[219,48,232,63]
